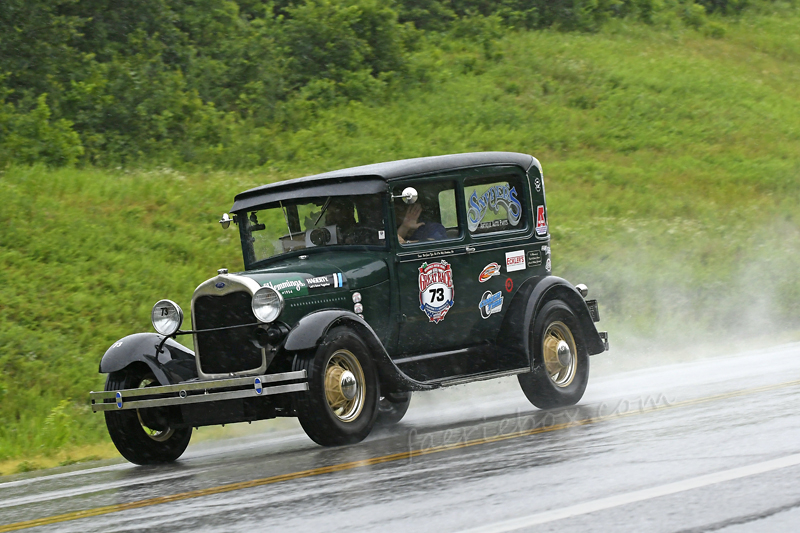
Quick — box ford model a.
[89,152,609,465]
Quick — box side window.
[394,181,460,245]
[464,175,525,236]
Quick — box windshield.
[239,194,386,266]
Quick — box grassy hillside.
[2,6,800,468]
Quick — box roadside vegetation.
[2,0,800,470]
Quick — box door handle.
[465,246,476,254]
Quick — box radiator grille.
[194,291,263,375]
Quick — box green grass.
[2,8,800,463]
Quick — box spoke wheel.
[518,299,589,410]
[136,376,176,442]
[324,350,365,422]
[293,327,379,446]
[542,321,577,387]
[375,392,412,427]
[104,365,191,465]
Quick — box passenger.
[397,202,447,243]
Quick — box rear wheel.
[518,299,589,409]
[375,392,412,426]
[293,327,379,446]
[104,366,192,465]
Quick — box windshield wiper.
[280,201,294,240]
[312,197,332,228]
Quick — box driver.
[326,198,375,244]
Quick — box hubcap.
[340,370,357,400]
[556,340,572,366]
[324,350,365,422]
[542,321,578,388]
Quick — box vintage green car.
[90,152,608,465]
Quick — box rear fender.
[99,333,197,386]
[284,309,436,393]
[497,276,605,368]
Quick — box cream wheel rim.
[542,321,577,388]
[324,349,365,422]
[136,375,176,442]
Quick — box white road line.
[0,469,201,509]
[463,453,800,533]
[0,463,130,489]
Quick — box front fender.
[284,309,437,393]
[99,333,197,386]
[498,276,605,366]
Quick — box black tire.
[104,365,192,465]
[518,299,589,409]
[375,392,412,427]
[293,327,379,446]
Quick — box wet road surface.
[2,342,800,532]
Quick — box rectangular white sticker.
[505,250,526,272]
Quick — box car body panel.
[98,333,197,386]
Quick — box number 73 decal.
[418,261,455,323]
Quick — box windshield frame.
[237,192,391,270]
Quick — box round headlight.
[252,287,283,323]
[152,299,183,336]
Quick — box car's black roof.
[230,152,538,212]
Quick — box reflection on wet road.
[2,343,800,532]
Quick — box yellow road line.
[2,378,799,532]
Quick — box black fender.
[284,309,437,393]
[497,276,605,368]
[99,333,198,386]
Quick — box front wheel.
[104,365,192,465]
[518,299,589,409]
[293,327,379,446]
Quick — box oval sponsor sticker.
[479,262,501,283]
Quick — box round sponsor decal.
[418,261,455,323]
[479,262,501,283]
[505,278,514,293]
[545,258,552,272]
[479,290,503,319]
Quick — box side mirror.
[219,213,232,229]
[394,187,418,204]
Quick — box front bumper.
[89,370,308,412]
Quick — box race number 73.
[428,288,446,302]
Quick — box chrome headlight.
[252,287,283,323]
[152,299,184,336]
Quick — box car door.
[392,177,479,357]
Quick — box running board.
[89,370,308,412]
[433,367,530,388]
